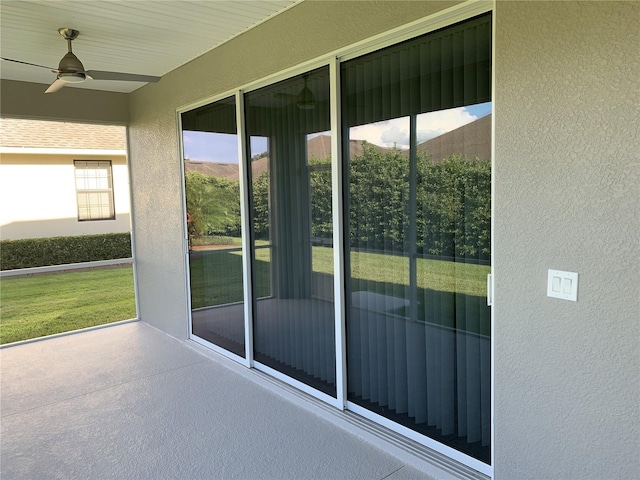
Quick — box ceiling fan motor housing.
[56,28,86,82]
[58,52,85,76]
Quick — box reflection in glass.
[182,96,246,357]
[250,136,272,300]
[245,67,336,396]
[343,13,492,463]
[308,131,334,298]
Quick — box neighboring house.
[0,118,129,240]
[419,114,491,163]
[1,2,638,480]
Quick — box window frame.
[74,159,116,222]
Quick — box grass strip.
[0,265,136,344]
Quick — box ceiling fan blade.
[45,78,66,94]
[1,57,57,71]
[85,70,160,83]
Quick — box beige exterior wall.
[0,153,130,240]
[0,79,129,125]
[493,2,638,478]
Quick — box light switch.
[547,269,578,301]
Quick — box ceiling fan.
[274,74,317,110]
[1,28,161,93]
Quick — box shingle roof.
[0,118,126,150]
[418,114,491,162]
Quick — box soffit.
[0,0,302,94]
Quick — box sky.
[350,102,492,150]
[182,133,267,164]
[183,102,492,163]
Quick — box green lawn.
[0,265,136,344]
[1,247,489,345]
[191,245,489,306]
[313,247,489,297]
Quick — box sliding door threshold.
[249,369,490,480]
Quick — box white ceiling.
[0,0,302,93]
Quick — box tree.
[309,157,333,239]
[416,154,490,260]
[251,171,270,240]
[184,171,242,239]
[345,144,490,261]
[348,142,409,251]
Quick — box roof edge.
[0,147,126,156]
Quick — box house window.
[74,160,115,221]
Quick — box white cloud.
[380,123,410,149]
[416,107,478,143]
[349,107,478,149]
[351,119,409,150]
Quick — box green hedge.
[184,148,490,261]
[0,233,132,271]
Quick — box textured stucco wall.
[0,80,129,124]
[127,0,459,338]
[494,2,639,479]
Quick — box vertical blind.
[245,67,337,397]
[343,13,492,463]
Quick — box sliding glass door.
[181,9,492,470]
[182,96,246,358]
[342,14,492,462]
[245,67,337,396]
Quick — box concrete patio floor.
[0,321,472,480]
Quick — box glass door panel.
[182,96,246,357]
[342,13,492,463]
[245,67,337,396]
[308,131,334,302]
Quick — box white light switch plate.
[547,269,578,301]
